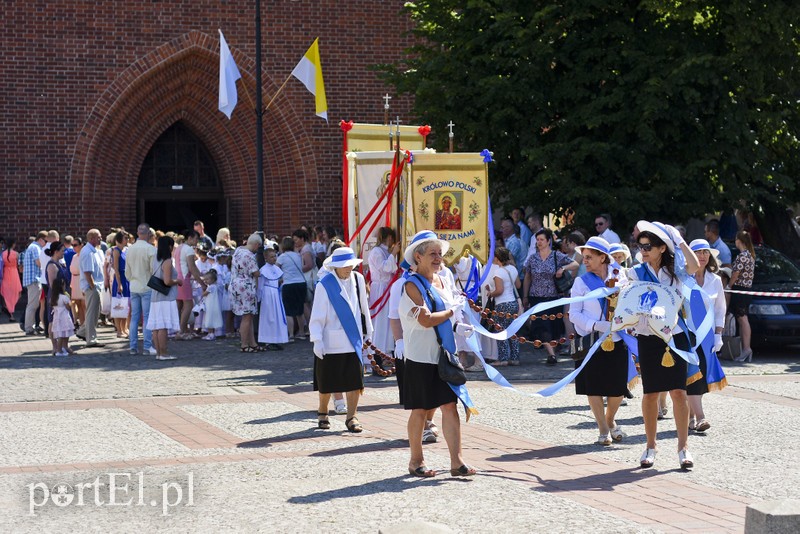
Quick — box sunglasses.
[594,222,604,227]
[638,243,654,251]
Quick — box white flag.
[218,30,241,119]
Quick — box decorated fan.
[611,281,684,342]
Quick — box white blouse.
[569,268,627,340]
[398,274,458,365]
[692,270,726,331]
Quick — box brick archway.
[68,30,317,237]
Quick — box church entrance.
[136,122,227,236]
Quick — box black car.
[729,244,800,346]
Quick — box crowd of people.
[0,209,761,476]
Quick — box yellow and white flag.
[291,38,328,121]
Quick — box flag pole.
[254,0,264,237]
[264,71,294,111]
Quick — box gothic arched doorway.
[137,122,227,234]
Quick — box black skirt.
[402,359,457,410]
[728,285,752,318]
[638,334,689,394]
[574,340,629,397]
[686,346,709,396]
[527,296,564,342]
[282,282,306,317]
[313,351,364,393]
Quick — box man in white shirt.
[595,213,621,244]
[125,224,157,355]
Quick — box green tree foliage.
[380,1,800,243]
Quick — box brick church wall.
[1,1,416,242]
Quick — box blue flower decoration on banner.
[480,149,493,163]
[407,151,415,164]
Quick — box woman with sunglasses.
[627,221,699,470]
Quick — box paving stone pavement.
[0,314,798,532]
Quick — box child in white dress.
[214,251,233,337]
[258,248,289,349]
[50,278,74,356]
[201,269,224,340]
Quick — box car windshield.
[753,247,800,284]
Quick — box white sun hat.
[636,220,674,252]
[403,230,450,267]
[575,236,613,261]
[323,246,362,271]
[689,238,720,258]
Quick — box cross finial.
[395,116,402,134]
[383,94,392,109]
[447,121,455,137]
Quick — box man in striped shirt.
[23,231,47,334]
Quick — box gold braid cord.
[467,299,575,348]
[363,341,396,376]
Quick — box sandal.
[240,346,258,353]
[408,465,436,478]
[317,412,330,430]
[345,417,363,433]
[449,465,477,477]
[254,345,268,352]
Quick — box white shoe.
[610,425,626,442]
[55,350,69,357]
[156,355,177,360]
[333,400,347,415]
[679,449,694,469]
[640,448,656,468]
[596,433,612,446]
[147,347,158,356]
[422,429,438,443]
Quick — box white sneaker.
[422,429,438,443]
[55,350,69,357]
[156,355,177,360]
[147,347,158,356]
[333,400,347,414]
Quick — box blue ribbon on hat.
[331,252,356,262]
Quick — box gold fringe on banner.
[707,377,729,392]
[686,370,703,386]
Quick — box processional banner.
[408,152,490,267]
[345,123,426,153]
[345,151,411,260]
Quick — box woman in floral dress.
[231,233,262,352]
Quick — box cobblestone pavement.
[1,314,798,532]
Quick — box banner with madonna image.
[408,152,490,267]
[612,281,685,340]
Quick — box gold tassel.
[465,407,479,422]
[601,336,615,352]
[661,347,675,367]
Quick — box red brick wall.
[0,1,416,243]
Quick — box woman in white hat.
[569,236,629,445]
[399,231,476,477]
[628,221,699,469]
[309,247,373,433]
[686,239,728,433]
[609,243,632,268]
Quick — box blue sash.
[320,273,363,359]
[404,273,477,418]
[580,272,608,312]
[689,283,727,390]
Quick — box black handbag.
[480,295,496,328]
[554,252,574,294]
[147,261,171,296]
[416,275,467,386]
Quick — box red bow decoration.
[418,125,431,148]
[340,120,354,133]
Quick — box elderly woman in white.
[309,247,373,433]
[399,231,476,478]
